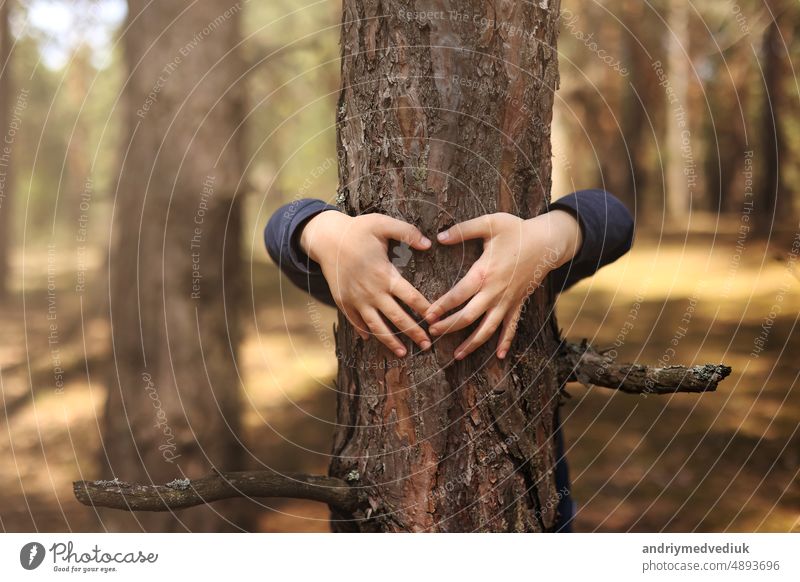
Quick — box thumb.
[375,215,431,250]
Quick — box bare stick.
[74,469,363,513]
[556,340,731,394]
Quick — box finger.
[425,267,484,323]
[361,307,407,357]
[454,307,506,360]
[377,297,431,351]
[374,215,431,250]
[428,292,491,336]
[390,274,432,316]
[436,215,492,245]
[342,305,369,340]
[496,304,523,359]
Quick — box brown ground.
[1,228,798,532]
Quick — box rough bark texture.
[102,0,247,531]
[329,0,563,532]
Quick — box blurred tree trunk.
[329,0,564,532]
[703,45,749,215]
[0,0,12,299]
[620,0,662,221]
[101,0,247,531]
[560,1,628,209]
[64,47,93,235]
[757,1,797,234]
[665,0,691,222]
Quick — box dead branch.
[73,469,363,513]
[557,340,731,394]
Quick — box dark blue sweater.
[265,189,634,305]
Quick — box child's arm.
[265,191,633,359]
[265,199,432,357]
[264,199,339,307]
[547,189,634,291]
[425,189,634,360]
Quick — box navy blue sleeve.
[265,190,634,305]
[264,198,338,306]
[547,189,634,291]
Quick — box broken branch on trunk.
[73,469,363,513]
[556,340,731,394]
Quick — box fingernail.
[395,348,407,357]
[420,237,432,248]
[454,350,464,360]
[429,326,440,336]
[421,340,431,350]
[498,350,507,359]
[425,311,439,323]
[437,231,449,242]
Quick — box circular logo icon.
[20,542,46,570]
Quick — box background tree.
[664,0,691,222]
[756,0,798,233]
[618,0,662,221]
[100,0,248,531]
[0,0,12,299]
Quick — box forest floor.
[1,227,798,532]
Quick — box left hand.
[425,210,583,360]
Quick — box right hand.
[300,210,433,357]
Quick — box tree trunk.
[329,0,563,532]
[620,0,661,221]
[756,1,797,234]
[703,43,748,215]
[665,0,690,222]
[0,0,12,299]
[101,0,247,531]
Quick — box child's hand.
[424,210,583,360]
[300,210,433,357]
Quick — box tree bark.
[329,0,563,532]
[101,0,247,531]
